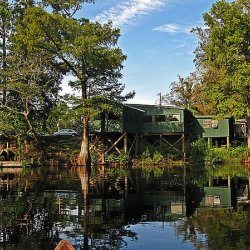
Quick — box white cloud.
[153,23,193,34]
[95,0,167,28]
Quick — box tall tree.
[15,5,134,166]
[194,0,250,147]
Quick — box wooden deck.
[0,161,22,167]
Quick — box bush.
[152,151,164,164]
[189,139,208,165]
[208,145,248,164]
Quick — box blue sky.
[63,0,218,104]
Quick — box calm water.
[0,163,250,250]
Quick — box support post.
[226,136,230,149]
[208,138,212,148]
[227,175,231,187]
[124,133,128,153]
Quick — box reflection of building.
[123,167,187,221]
[201,187,232,207]
[141,191,186,220]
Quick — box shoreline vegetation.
[1,136,248,168]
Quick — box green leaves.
[194,0,250,120]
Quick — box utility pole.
[157,92,162,106]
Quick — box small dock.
[0,161,23,167]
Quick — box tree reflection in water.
[0,163,249,249]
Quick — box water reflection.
[0,163,249,249]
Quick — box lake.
[0,162,250,249]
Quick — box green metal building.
[128,104,185,134]
[127,104,194,157]
[89,103,236,161]
[193,116,234,148]
[89,104,144,134]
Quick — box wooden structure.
[89,104,193,162]
[129,104,192,157]
[89,104,241,162]
[89,105,144,162]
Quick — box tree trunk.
[247,118,250,149]
[78,80,91,167]
[24,112,39,143]
[78,116,91,166]
[1,19,7,105]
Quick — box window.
[203,119,212,128]
[212,120,218,128]
[143,115,152,122]
[155,115,166,122]
[169,114,180,121]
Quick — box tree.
[0,50,62,142]
[162,72,204,113]
[15,5,134,166]
[194,0,250,147]
[0,0,62,145]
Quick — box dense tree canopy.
[0,0,134,164]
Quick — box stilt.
[208,138,212,148]
[124,133,128,153]
[226,136,230,148]
[227,175,231,187]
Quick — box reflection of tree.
[77,166,137,249]
[0,168,59,249]
[212,164,248,179]
[174,207,250,249]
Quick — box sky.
[62,0,218,104]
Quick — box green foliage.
[21,159,33,168]
[0,0,134,163]
[194,0,250,145]
[189,138,208,165]
[13,3,134,162]
[162,72,203,112]
[140,148,165,165]
[152,151,164,164]
[207,145,249,164]
[140,148,151,160]
[106,151,129,163]
[46,98,81,134]
[189,139,208,186]
[190,139,248,165]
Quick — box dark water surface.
[0,163,250,250]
